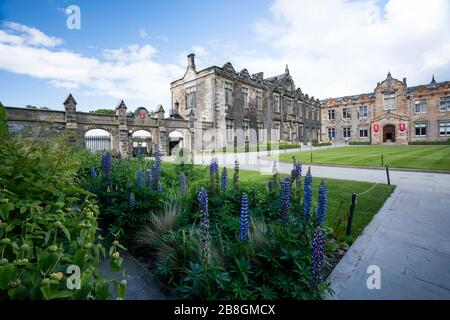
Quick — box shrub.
[0,135,125,300]
[312,141,332,147]
[408,139,450,145]
[0,102,8,141]
[349,141,371,145]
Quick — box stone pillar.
[155,105,168,155]
[115,100,129,157]
[63,94,79,145]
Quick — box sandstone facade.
[321,73,450,144]
[170,54,321,151]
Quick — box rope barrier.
[355,183,379,196]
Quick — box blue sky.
[1,0,449,112]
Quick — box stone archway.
[168,130,184,156]
[84,128,112,153]
[131,130,152,156]
[383,124,396,143]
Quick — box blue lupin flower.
[280,176,291,225]
[268,179,274,193]
[209,157,219,192]
[145,169,153,188]
[137,167,143,188]
[316,181,327,227]
[198,187,210,263]
[129,192,136,210]
[294,162,302,188]
[180,172,187,194]
[239,193,250,241]
[101,151,112,177]
[311,228,325,287]
[89,167,97,177]
[303,167,313,221]
[221,167,228,189]
[152,145,162,188]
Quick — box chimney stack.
[187,53,196,71]
[403,77,407,86]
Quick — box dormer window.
[383,93,396,110]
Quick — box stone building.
[170,54,321,151]
[321,72,450,144]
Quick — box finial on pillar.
[63,93,77,106]
[285,64,289,75]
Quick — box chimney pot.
[187,53,196,70]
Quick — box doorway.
[383,124,395,143]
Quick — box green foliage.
[349,141,371,145]
[89,109,116,115]
[0,136,125,300]
[408,139,450,145]
[0,102,8,141]
[312,140,332,147]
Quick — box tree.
[90,109,116,115]
[0,101,9,140]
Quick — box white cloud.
[241,0,450,98]
[0,23,184,111]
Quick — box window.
[358,105,368,118]
[257,122,264,141]
[343,108,351,119]
[243,120,250,140]
[186,86,196,108]
[327,127,335,140]
[328,109,335,121]
[343,127,351,138]
[359,128,368,138]
[256,90,262,110]
[274,94,280,112]
[439,120,450,136]
[383,93,396,110]
[415,122,427,136]
[226,119,234,142]
[225,82,233,106]
[273,122,280,141]
[440,97,450,112]
[414,99,427,113]
[241,87,249,108]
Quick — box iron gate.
[85,135,111,153]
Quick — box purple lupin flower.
[280,176,291,225]
[268,179,274,193]
[221,167,228,189]
[209,157,219,192]
[303,167,313,221]
[89,167,97,177]
[239,193,250,241]
[101,151,112,177]
[129,192,136,210]
[145,169,153,189]
[180,172,187,194]
[316,181,327,227]
[233,160,239,189]
[198,187,210,263]
[311,228,325,287]
[137,167,143,189]
[151,144,162,188]
[294,162,302,188]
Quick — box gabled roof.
[63,93,77,105]
[155,104,165,113]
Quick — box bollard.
[385,165,391,185]
[346,193,357,236]
[381,154,384,166]
[310,152,313,163]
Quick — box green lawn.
[238,169,395,243]
[276,145,450,172]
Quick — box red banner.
[373,124,379,133]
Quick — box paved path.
[192,152,450,299]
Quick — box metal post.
[381,154,384,166]
[310,152,313,163]
[385,165,391,185]
[346,193,357,236]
